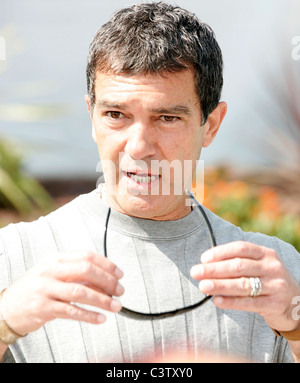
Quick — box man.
[1,2,300,363]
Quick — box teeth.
[128,173,159,183]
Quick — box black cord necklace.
[103,190,216,320]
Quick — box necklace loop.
[103,190,215,320]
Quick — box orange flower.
[227,181,249,199]
[257,186,280,218]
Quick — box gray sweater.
[1,189,299,362]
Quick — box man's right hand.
[0,251,124,336]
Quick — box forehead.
[94,69,200,106]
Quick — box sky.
[0,0,299,180]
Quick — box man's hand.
[190,241,300,333]
[0,251,124,336]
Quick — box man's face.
[86,69,225,220]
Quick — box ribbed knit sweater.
[1,189,299,362]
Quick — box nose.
[124,121,157,160]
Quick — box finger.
[41,261,124,297]
[191,257,262,280]
[57,251,124,279]
[50,300,107,324]
[200,241,267,264]
[49,281,123,313]
[212,295,271,314]
[199,277,265,297]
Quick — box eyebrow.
[96,99,192,116]
[150,105,192,116]
[96,100,127,110]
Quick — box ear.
[202,102,227,147]
[84,94,91,115]
[84,94,97,143]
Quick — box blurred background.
[0,0,299,250]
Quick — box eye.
[160,115,179,123]
[106,111,124,119]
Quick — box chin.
[117,195,162,218]
[113,194,188,221]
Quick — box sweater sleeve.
[0,223,29,290]
[0,227,12,291]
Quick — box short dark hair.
[86,2,223,124]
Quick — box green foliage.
[0,138,53,216]
[193,167,300,252]
[0,25,68,223]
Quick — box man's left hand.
[190,241,300,333]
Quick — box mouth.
[126,172,160,184]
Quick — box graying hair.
[86,2,223,124]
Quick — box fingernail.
[115,283,124,296]
[97,314,106,323]
[213,296,224,306]
[110,299,122,312]
[114,267,124,279]
[201,252,212,263]
[199,280,214,293]
[190,265,204,278]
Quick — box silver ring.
[249,277,262,297]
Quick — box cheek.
[172,132,202,161]
[92,123,121,159]
[193,128,205,156]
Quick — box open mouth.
[126,172,160,184]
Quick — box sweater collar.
[79,186,206,240]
